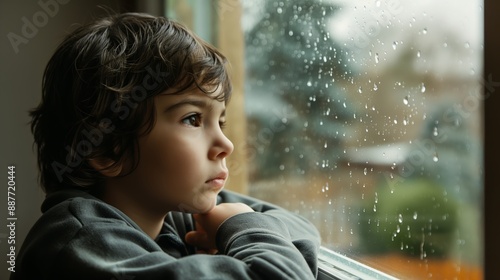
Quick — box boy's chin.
[177,194,218,214]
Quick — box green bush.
[358,179,458,258]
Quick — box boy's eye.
[182,114,202,127]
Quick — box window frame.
[317,248,398,280]
[484,0,498,277]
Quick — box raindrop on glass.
[433,153,439,162]
[433,126,439,136]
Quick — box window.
[167,0,484,279]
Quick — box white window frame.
[318,248,398,280]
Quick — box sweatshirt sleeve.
[49,212,317,280]
[217,190,322,277]
[13,195,319,280]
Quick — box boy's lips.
[206,171,228,189]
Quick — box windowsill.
[318,247,398,280]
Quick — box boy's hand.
[185,203,254,253]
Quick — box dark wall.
[484,0,500,278]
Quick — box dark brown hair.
[31,12,232,193]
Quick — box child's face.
[119,87,234,214]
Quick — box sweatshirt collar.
[41,188,96,213]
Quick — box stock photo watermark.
[383,74,499,191]
[6,0,70,54]
[214,0,240,20]
[5,166,17,273]
[346,0,403,49]
[51,64,169,182]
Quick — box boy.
[12,12,320,279]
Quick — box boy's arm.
[13,197,319,280]
[50,211,316,280]
[215,190,322,276]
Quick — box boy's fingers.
[185,231,210,248]
[184,231,200,244]
[192,216,205,232]
[196,248,219,255]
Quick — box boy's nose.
[209,130,234,160]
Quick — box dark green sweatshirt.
[11,189,320,279]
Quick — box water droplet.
[417,50,421,58]
[375,0,381,7]
[392,41,397,50]
[403,116,409,126]
[464,41,470,49]
[433,126,438,136]
[373,83,378,91]
[363,168,368,175]
[398,214,403,223]
[307,81,312,87]
[421,83,426,93]
[374,53,379,64]
[403,96,409,105]
[413,212,418,220]
[277,7,283,14]
[358,86,363,93]
[288,30,294,36]
[279,164,285,170]
[324,141,328,148]
[422,28,428,34]
[433,153,439,162]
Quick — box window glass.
[242,0,483,279]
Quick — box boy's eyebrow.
[162,97,225,115]
[164,99,209,112]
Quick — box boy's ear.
[88,158,122,178]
